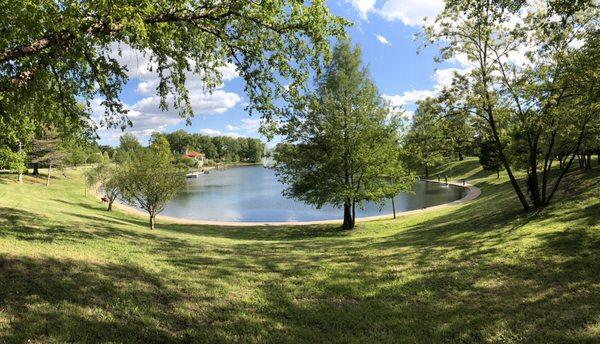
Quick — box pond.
[159,165,467,222]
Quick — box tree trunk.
[586,154,592,170]
[527,150,543,209]
[545,123,588,206]
[17,141,23,183]
[351,200,356,229]
[46,165,51,187]
[342,201,353,230]
[424,165,429,178]
[496,169,499,179]
[149,214,155,230]
[33,163,39,175]
[391,196,396,219]
[500,156,530,211]
[489,122,530,210]
[458,151,464,161]
[107,200,113,211]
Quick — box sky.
[96,0,465,147]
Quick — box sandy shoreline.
[91,179,481,227]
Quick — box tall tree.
[275,41,414,229]
[424,0,599,210]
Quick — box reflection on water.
[161,166,466,222]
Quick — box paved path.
[97,180,481,227]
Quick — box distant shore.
[193,161,262,173]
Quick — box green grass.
[0,158,599,343]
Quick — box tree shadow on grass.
[0,255,189,344]
[163,222,350,241]
[245,240,600,342]
[0,207,73,243]
[159,216,600,343]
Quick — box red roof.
[183,151,204,158]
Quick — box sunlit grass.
[0,159,599,343]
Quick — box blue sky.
[97,0,460,147]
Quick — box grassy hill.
[0,158,599,343]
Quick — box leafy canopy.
[0,0,347,136]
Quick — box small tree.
[0,147,26,182]
[119,142,185,229]
[85,163,123,211]
[103,169,124,212]
[30,135,68,186]
[477,139,502,179]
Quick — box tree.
[62,137,101,166]
[163,130,191,154]
[243,138,264,163]
[195,135,218,160]
[403,98,448,177]
[85,163,124,211]
[119,142,185,229]
[424,0,599,210]
[0,114,35,182]
[275,41,414,229]
[101,151,110,163]
[477,139,503,178]
[112,149,131,165]
[0,147,26,182]
[30,132,68,186]
[1,1,346,140]
[118,133,142,153]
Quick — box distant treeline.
[151,130,264,163]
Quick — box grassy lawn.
[0,158,599,343]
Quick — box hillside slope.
[0,159,599,343]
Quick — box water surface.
[160,165,466,222]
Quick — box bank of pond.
[152,165,467,222]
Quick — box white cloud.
[346,0,376,19]
[133,90,241,117]
[382,56,473,110]
[199,128,222,136]
[95,44,242,144]
[348,0,444,26]
[199,128,244,138]
[240,118,261,132]
[383,89,436,107]
[432,68,463,89]
[378,0,444,26]
[226,124,239,131]
[108,44,238,92]
[376,34,391,45]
